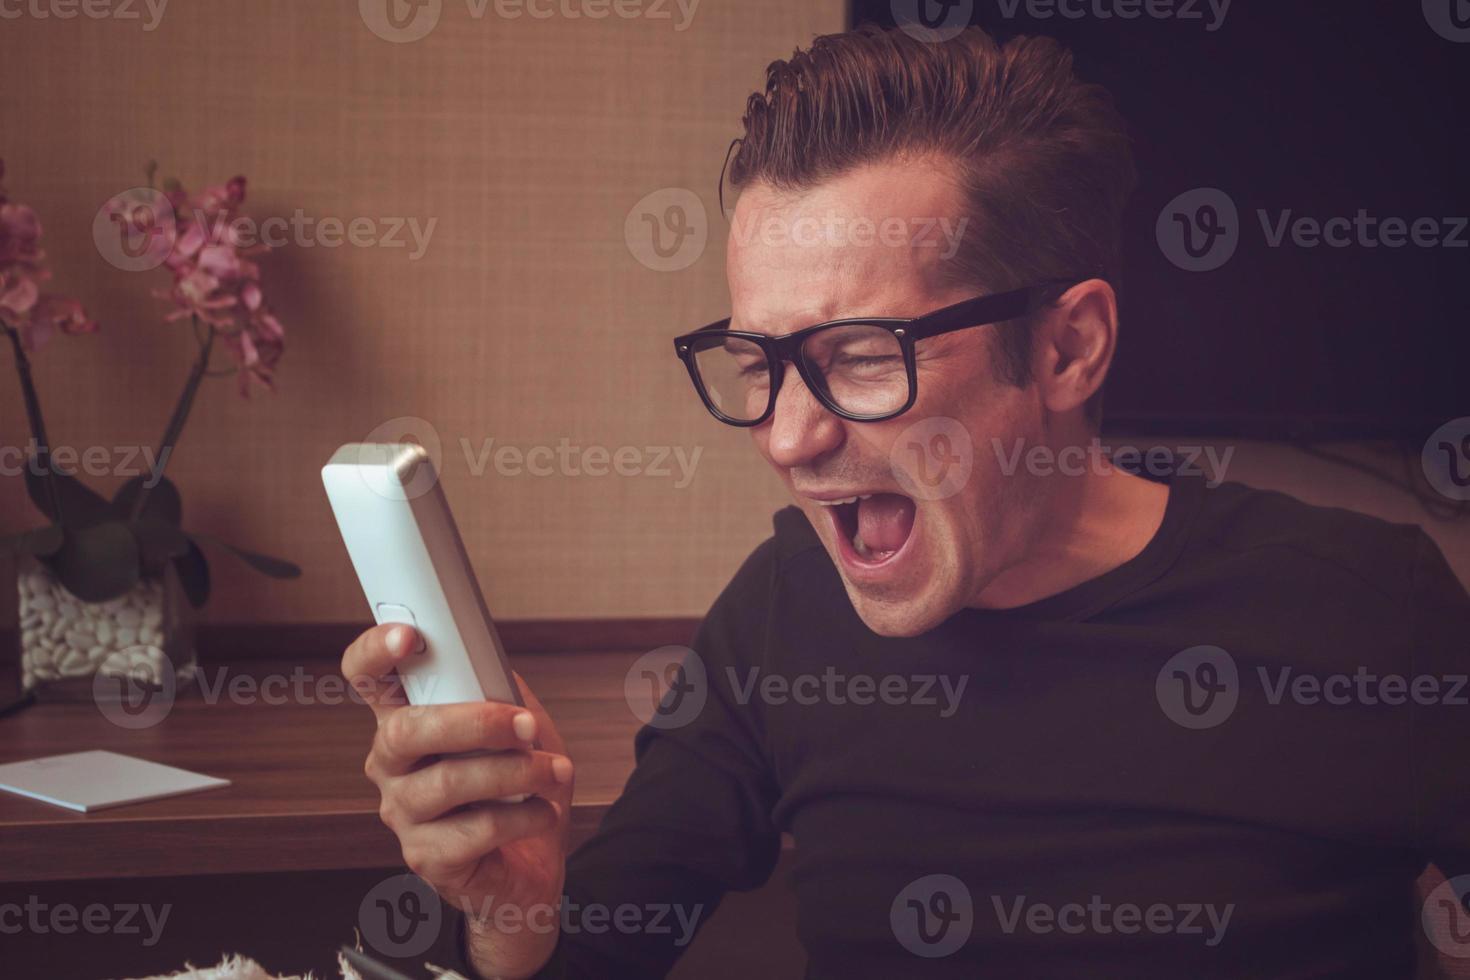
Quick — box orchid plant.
[2,159,299,605]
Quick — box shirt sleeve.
[1407,529,1470,877]
[425,537,786,979]
[539,537,784,977]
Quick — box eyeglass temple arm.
[902,280,1080,341]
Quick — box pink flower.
[151,173,285,394]
[98,187,178,271]
[191,176,246,222]
[0,162,97,352]
[0,201,45,271]
[0,267,98,351]
[13,295,98,352]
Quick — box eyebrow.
[730,305,847,337]
[720,336,762,354]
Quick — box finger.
[513,672,567,756]
[341,623,420,722]
[399,797,561,883]
[510,675,574,824]
[390,750,574,824]
[375,699,540,775]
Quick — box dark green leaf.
[131,517,191,574]
[173,539,211,608]
[191,532,301,579]
[0,525,63,558]
[23,450,110,527]
[42,522,141,602]
[111,474,183,525]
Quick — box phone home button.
[373,602,418,628]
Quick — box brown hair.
[726,25,1137,424]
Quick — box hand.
[342,623,575,979]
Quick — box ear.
[1031,279,1117,416]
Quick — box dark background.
[852,0,1468,440]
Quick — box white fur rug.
[125,953,330,980]
[127,952,468,980]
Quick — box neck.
[972,464,1170,610]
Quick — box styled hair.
[726,25,1138,423]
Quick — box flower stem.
[131,317,215,520]
[4,325,64,523]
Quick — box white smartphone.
[321,442,524,714]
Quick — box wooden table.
[0,652,646,883]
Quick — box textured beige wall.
[3,2,1464,629]
[0,0,841,623]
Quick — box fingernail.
[551,756,574,784]
[386,626,407,656]
[512,711,537,743]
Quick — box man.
[341,25,1470,979]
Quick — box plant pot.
[15,554,197,701]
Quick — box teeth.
[813,494,875,507]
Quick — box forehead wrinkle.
[726,162,972,333]
[731,247,956,334]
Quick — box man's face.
[727,159,1049,637]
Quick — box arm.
[440,539,786,978]
[543,604,785,976]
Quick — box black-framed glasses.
[673,279,1080,426]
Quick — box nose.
[760,365,844,468]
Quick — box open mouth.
[819,492,917,565]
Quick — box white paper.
[0,750,230,813]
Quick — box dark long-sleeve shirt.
[433,474,1470,978]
